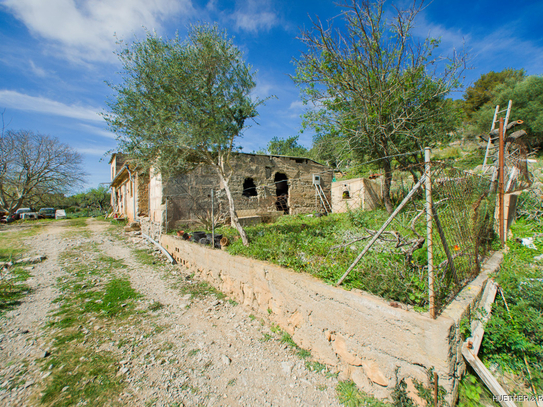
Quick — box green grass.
[218,207,482,311]
[0,265,33,315]
[40,243,145,406]
[66,218,88,227]
[336,381,389,407]
[40,349,123,407]
[134,248,159,267]
[179,280,226,299]
[475,218,543,395]
[0,223,45,315]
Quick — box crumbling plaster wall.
[332,178,382,213]
[137,172,149,216]
[161,233,502,405]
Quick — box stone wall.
[163,154,333,229]
[161,234,502,405]
[137,172,149,216]
[139,216,162,242]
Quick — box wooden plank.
[470,280,498,355]
[462,344,517,407]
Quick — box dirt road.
[0,219,340,406]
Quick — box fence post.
[425,147,435,319]
[498,118,505,246]
[211,188,215,247]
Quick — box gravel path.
[0,220,341,406]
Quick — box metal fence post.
[425,147,435,319]
[211,188,215,248]
[498,118,505,245]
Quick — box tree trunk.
[216,171,249,247]
[382,159,394,213]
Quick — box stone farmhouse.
[110,153,333,240]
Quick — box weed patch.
[134,248,159,267]
[476,218,543,395]
[218,210,478,311]
[336,380,388,406]
[179,281,225,299]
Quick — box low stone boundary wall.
[161,234,502,404]
[139,217,162,242]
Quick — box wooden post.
[499,118,505,246]
[425,148,435,319]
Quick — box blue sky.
[1,0,542,191]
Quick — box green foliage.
[179,280,226,299]
[463,68,526,117]
[479,218,543,391]
[105,23,270,246]
[457,369,499,407]
[0,225,41,315]
[472,75,543,147]
[293,0,466,211]
[391,376,415,407]
[221,211,432,309]
[40,349,123,407]
[105,24,267,177]
[305,360,329,374]
[265,135,309,157]
[67,185,111,214]
[40,242,146,406]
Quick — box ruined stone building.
[331,177,382,213]
[110,153,333,240]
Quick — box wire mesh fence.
[335,160,498,315]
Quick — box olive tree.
[293,0,466,212]
[104,25,268,246]
[0,130,86,214]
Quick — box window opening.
[342,184,350,199]
[242,178,258,197]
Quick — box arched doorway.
[274,172,289,214]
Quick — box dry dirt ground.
[0,219,341,407]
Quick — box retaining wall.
[161,234,502,405]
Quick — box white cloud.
[289,100,305,110]
[413,12,543,83]
[28,60,48,77]
[0,90,102,122]
[251,80,275,101]
[231,0,279,33]
[77,147,109,156]
[80,123,117,139]
[1,0,193,62]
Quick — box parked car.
[20,212,39,220]
[39,208,56,219]
[55,209,67,219]
[14,208,32,220]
